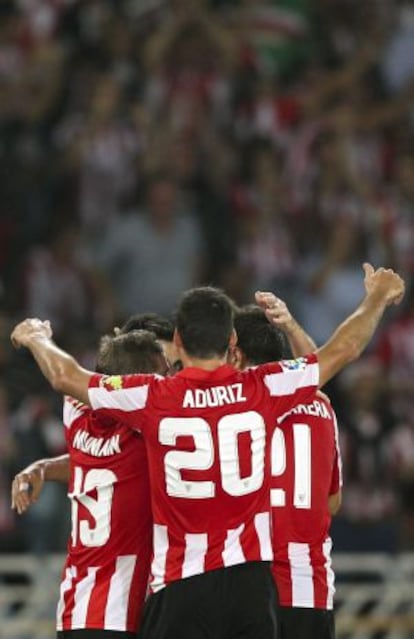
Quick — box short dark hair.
[175,287,235,358]
[234,305,292,365]
[119,313,174,341]
[95,330,166,375]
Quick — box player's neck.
[180,354,228,371]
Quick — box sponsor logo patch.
[280,357,307,372]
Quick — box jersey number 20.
[159,411,265,499]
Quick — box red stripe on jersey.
[167,534,186,584]
[84,563,110,628]
[57,565,76,631]
[309,542,328,609]
[275,552,293,607]
[241,518,260,561]
[125,557,149,631]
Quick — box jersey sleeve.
[258,354,319,415]
[63,396,89,429]
[87,373,154,431]
[329,410,343,495]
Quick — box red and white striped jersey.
[270,393,342,609]
[87,356,319,592]
[56,398,152,633]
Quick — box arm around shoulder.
[11,454,70,515]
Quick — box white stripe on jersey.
[56,566,76,630]
[264,363,319,397]
[63,400,86,429]
[222,524,245,566]
[288,542,314,608]
[89,385,149,413]
[254,512,273,560]
[293,423,311,509]
[332,413,343,487]
[323,538,335,610]
[182,533,208,579]
[72,567,98,628]
[151,524,169,593]
[105,555,137,630]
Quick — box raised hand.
[254,292,295,329]
[254,291,317,355]
[363,263,405,306]
[11,318,52,349]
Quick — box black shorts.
[277,606,335,639]
[57,631,136,639]
[138,561,278,639]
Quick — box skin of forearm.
[26,336,91,404]
[41,455,70,483]
[284,319,317,357]
[317,291,387,387]
[31,455,70,484]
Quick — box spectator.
[98,172,204,317]
[22,220,115,337]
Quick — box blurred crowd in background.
[0,0,414,555]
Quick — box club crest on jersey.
[280,357,307,372]
[100,375,123,391]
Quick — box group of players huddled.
[10,262,405,639]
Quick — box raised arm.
[254,293,317,356]
[316,264,404,386]
[11,454,70,515]
[11,319,92,403]
[256,263,405,387]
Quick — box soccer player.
[11,264,404,639]
[233,304,341,639]
[12,314,176,639]
[12,313,178,516]
[13,329,168,639]
[11,313,178,514]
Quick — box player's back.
[146,365,275,591]
[270,392,342,609]
[57,397,152,634]
[88,356,319,592]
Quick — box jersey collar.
[175,364,237,381]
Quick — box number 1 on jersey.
[271,423,311,509]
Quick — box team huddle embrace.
[10,263,405,639]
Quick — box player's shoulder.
[63,395,90,429]
[90,372,163,391]
[248,354,318,379]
